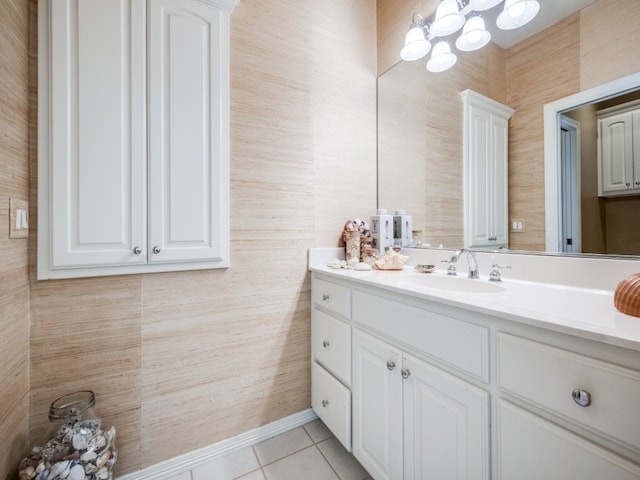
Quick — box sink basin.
[407,274,506,294]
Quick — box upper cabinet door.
[598,111,635,195]
[40,0,147,271]
[147,0,229,265]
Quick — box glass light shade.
[430,0,466,37]
[400,25,431,61]
[456,16,491,51]
[427,41,457,73]
[497,0,540,30]
[469,0,503,11]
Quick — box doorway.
[560,115,581,253]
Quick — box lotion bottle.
[393,210,413,247]
[370,209,394,254]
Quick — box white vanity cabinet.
[351,289,490,480]
[37,0,235,279]
[310,267,640,480]
[311,277,352,450]
[460,90,514,249]
[597,102,640,197]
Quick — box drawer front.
[498,400,640,480]
[498,333,640,452]
[312,362,351,451]
[312,277,351,319]
[313,308,351,385]
[352,290,489,382]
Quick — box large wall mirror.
[377,0,640,257]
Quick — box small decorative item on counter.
[614,273,640,317]
[363,247,379,267]
[359,237,373,262]
[414,264,436,274]
[411,230,423,246]
[341,219,371,264]
[19,391,117,480]
[374,249,409,271]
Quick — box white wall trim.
[118,409,318,480]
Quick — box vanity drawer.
[313,308,351,385]
[498,333,640,452]
[312,278,351,319]
[352,290,489,382]
[312,361,351,451]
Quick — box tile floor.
[168,419,372,480]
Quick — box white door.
[352,330,403,480]
[498,400,640,480]
[148,0,228,264]
[560,115,581,253]
[403,354,490,480]
[47,0,146,269]
[467,104,493,248]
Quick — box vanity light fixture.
[400,13,432,61]
[401,0,540,72]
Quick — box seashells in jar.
[18,391,117,480]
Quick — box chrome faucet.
[447,248,479,279]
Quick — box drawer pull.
[322,340,331,348]
[401,368,411,379]
[322,399,329,408]
[386,360,396,371]
[572,389,592,407]
[322,294,330,301]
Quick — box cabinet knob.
[572,388,592,407]
[133,246,142,255]
[322,340,330,348]
[386,360,396,371]
[322,294,330,301]
[401,368,411,379]
[152,246,161,254]
[626,182,631,187]
[636,181,640,186]
[488,236,497,241]
[322,399,329,408]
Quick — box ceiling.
[484,0,599,49]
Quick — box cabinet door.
[148,0,229,265]
[352,330,403,480]
[498,400,640,480]
[599,111,635,195]
[403,354,489,480]
[42,0,147,270]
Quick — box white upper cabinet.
[460,90,514,249]
[37,0,237,279]
[598,102,640,197]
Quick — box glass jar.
[18,391,117,480]
[363,247,379,267]
[344,230,361,264]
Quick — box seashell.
[80,450,97,462]
[34,470,49,480]
[88,435,107,451]
[47,460,71,480]
[103,426,116,445]
[96,467,109,480]
[72,429,91,450]
[36,463,46,474]
[67,464,85,480]
[19,465,35,479]
[96,449,111,468]
[354,262,372,271]
[84,462,97,475]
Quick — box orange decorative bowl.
[614,273,640,317]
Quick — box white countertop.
[309,248,640,352]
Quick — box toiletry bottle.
[371,209,394,254]
[393,210,413,247]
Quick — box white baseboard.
[118,409,318,480]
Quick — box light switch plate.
[10,198,29,239]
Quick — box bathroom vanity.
[310,249,640,480]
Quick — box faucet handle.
[489,264,511,282]
[441,259,457,276]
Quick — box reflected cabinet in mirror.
[377,0,640,256]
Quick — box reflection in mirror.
[378,0,640,257]
[544,73,640,255]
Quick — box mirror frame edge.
[544,71,640,253]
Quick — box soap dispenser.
[370,209,394,253]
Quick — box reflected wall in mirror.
[377,0,640,255]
